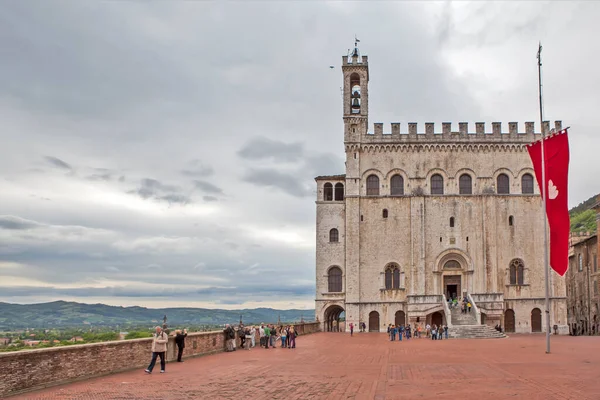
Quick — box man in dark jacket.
[224,324,236,352]
[175,329,187,362]
[238,324,246,349]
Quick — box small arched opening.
[368,311,380,332]
[430,311,443,327]
[334,183,344,201]
[324,183,333,201]
[395,310,406,326]
[531,308,542,332]
[324,305,345,332]
[504,309,515,333]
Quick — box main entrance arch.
[531,308,542,333]
[435,249,472,299]
[324,305,345,332]
[504,309,515,333]
[369,311,380,332]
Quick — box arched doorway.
[531,308,542,332]
[431,311,443,327]
[481,313,487,325]
[504,309,515,332]
[324,305,345,332]
[369,311,380,332]
[395,310,406,326]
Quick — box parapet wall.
[0,322,320,398]
[363,120,563,143]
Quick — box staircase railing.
[441,294,453,328]
[466,293,481,324]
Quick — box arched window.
[328,267,342,292]
[383,209,388,219]
[431,174,444,195]
[497,174,510,194]
[444,260,461,269]
[390,174,404,196]
[509,216,514,226]
[350,73,361,114]
[334,183,344,201]
[366,175,380,195]
[579,254,583,272]
[450,217,455,228]
[509,259,525,285]
[522,173,534,194]
[329,228,339,243]
[324,183,333,201]
[459,174,472,195]
[385,264,400,289]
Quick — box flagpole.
[537,42,551,354]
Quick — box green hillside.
[0,301,314,330]
[570,194,598,233]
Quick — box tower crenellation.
[358,120,563,143]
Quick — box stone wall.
[0,322,320,398]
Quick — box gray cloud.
[237,137,304,162]
[181,160,214,177]
[194,180,223,194]
[203,196,219,202]
[242,168,312,198]
[0,215,42,230]
[44,156,72,171]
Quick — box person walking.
[250,326,256,348]
[288,326,297,349]
[145,326,168,374]
[174,329,187,362]
[349,322,354,336]
[280,326,287,348]
[264,325,271,349]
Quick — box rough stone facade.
[566,229,600,335]
[315,46,568,335]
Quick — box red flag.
[526,129,570,276]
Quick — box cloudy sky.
[1,1,598,310]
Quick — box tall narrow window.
[509,216,514,226]
[329,228,339,243]
[509,259,525,285]
[497,174,510,194]
[383,209,388,219]
[579,254,583,272]
[324,183,333,201]
[594,255,597,272]
[459,174,472,195]
[450,217,455,228]
[385,264,400,289]
[521,173,534,194]
[366,175,380,195]
[390,174,404,196]
[431,174,444,195]
[328,267,342,292]
[334,183,344,201]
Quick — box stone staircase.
[448,324,506,339]
[447,303,506,339]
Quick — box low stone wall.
[0,322,320,398]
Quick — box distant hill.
[0,301,314,330]
[570,194,598,234]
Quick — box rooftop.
[12,333,600,399]
[314,174,345,181]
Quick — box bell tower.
[342,38,369,143]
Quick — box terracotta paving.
[11,333,600,400]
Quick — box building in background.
[314,43,568,335]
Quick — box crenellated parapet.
[363,121,563,144]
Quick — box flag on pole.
[526,129,570,276]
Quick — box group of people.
[223,323,298,351]
[448,296,472,313]
[145,326,189,374]
[386,323,449,340]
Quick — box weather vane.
[355,35,360,48]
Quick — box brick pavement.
[10,333,600,400]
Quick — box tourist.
[238,323,246,349]
[425,323,431,338]
[349,322,354,336]
[288,326,297,349]
[264,324,271,349]
[362,322,366,332]
[406,325,411,340]
[249,325,256,347]
[467,301,472,313]
[390,325,397,341]
[174,328,187,362]
[145,326,168,374]
[244,326,253,350]
[280,326,287,347]
[269,324,277,347]
[259,324,266,347]
[398,325,404,341]
[431,325,437,340]
[223,324,236,352]
[444,325,448,339]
